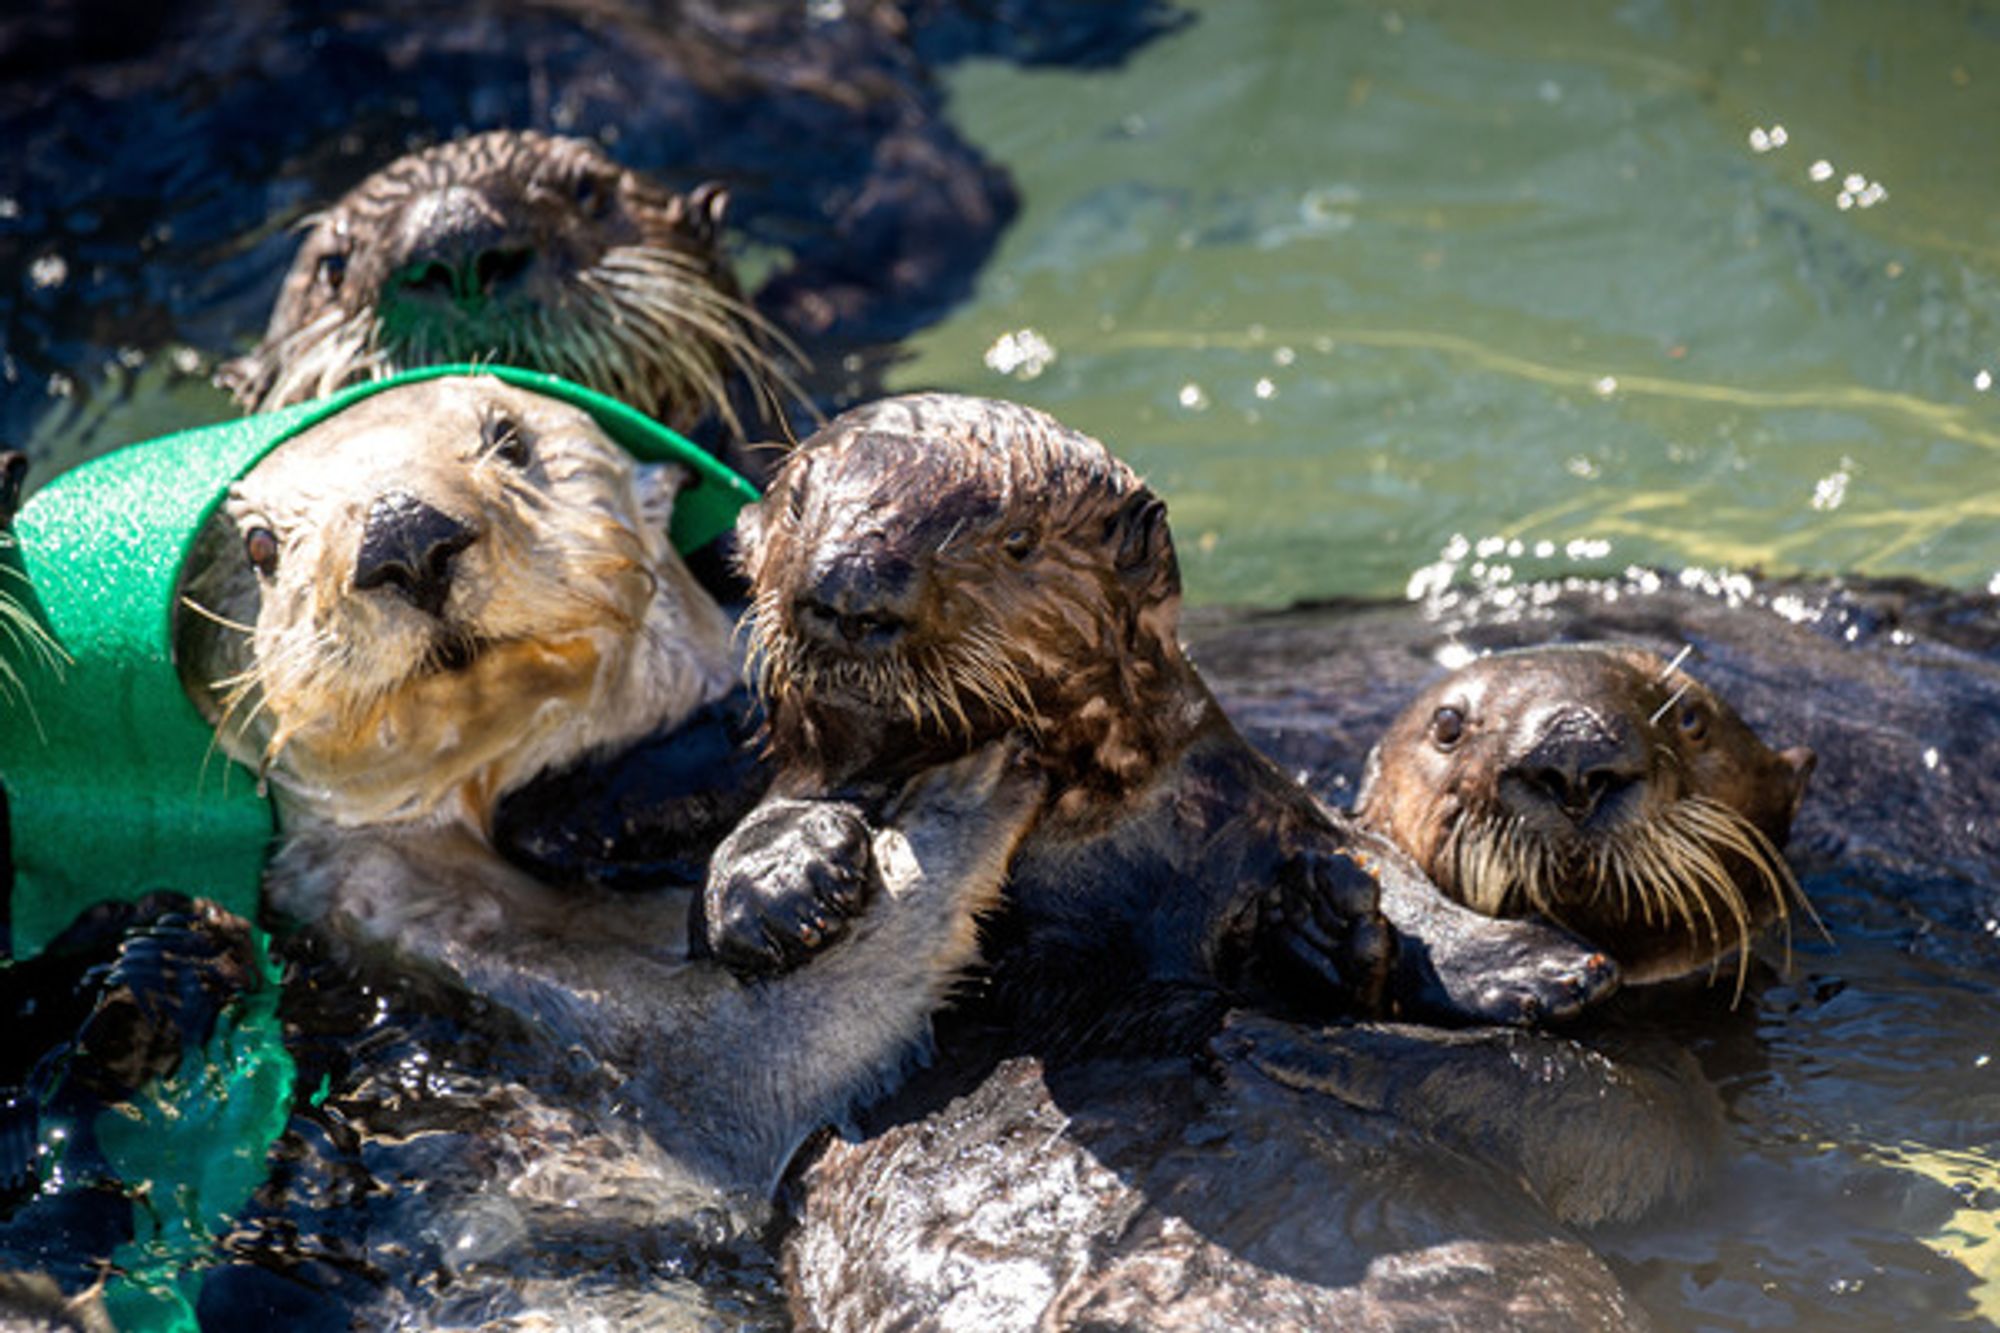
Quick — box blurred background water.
[885,0,2000,605]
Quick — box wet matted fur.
[170,375,1037,1223]
[715,392,1620,1051]
[221,130,802,445]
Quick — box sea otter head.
[740,393,1190,803]
[1356,644,1816,989]
[220,130,796,437]
[176,375,735,828]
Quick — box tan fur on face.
[1357,644,1817,990]
[220,130,802,436]
[176,376,735,827]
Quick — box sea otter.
[783,647,1822,1332]
[1355,644,1817,989]
[705,392,1618,1055]
[219,131,802,462]
[164,375,1041,1318]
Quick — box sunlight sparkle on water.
[983,328,1057,381]
[1811,462,1852,511]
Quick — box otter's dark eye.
[481,411,530,468]
[1002,527,1036,561]
[1678,701,1709,744]
[316,251,347,292]
[245,526,280,578]
[1430,705,1466,749]
[573,172,612,219]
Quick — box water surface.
[890,0,2000,605]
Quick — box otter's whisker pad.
[0,364,755,958]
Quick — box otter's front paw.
[1401,912,1620,1026]
[702,799,875,978]
[1258,848,1395,1018]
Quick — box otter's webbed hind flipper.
[1367,842,1620,1026]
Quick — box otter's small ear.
[1779,745,1816,823]
[634,462,694,535]
[215,352,272,409]
[0,450,27,527]
[1354,743,1385,818]
[1108,489,1171,577]
[733,495,768,570]
[684,181,730,244]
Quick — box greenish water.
[891,0,2000,606]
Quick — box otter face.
[739,394,1182,792]
[177,376,734,826]
[221,130,797,436]
[1355,644,1816,988]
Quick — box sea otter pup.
[219,131,801,455]
[1356,644,1817,989]
[165,376,1040,1316]
[707,393,1617,1052]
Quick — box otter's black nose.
[391,187,536,302]
[354,492,478,619]
[1507,709,1646,822]
[394,247,535,303]
[795,554,918,654]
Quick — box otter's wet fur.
[0,450,51,706]
[167,376,1039,1316]
[783,646,1833,1333]
[1356,644,1817,991]
[220,131,803,447]
[716,392,1619,1058]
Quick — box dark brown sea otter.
[1356,644,1817,988]
[709,393,1619,1051]
[219,130,800,449]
